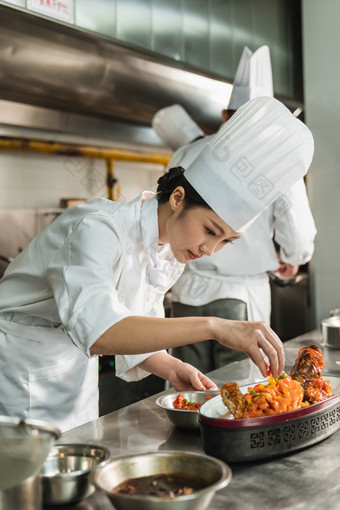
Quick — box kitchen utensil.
[0,416,60,491]
[199,376,340,463]
[330,308,340,317]
[321,316,340,348]
[0,474,42,510]
[155,391,219,429]
[93,450,232,510]
[41,443,111,506]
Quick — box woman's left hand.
[139,352,218,391]
[168,362,218,391]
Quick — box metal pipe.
[0,137,171,165]
[0,136,171,200]
[106,159,122,202]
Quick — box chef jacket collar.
[140,192,184,292]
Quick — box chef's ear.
[169,186,186,212]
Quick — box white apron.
[0,193,183,432]
[0,317,99,432]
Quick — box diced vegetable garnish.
[172,394,212,410]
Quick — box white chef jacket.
[0,193,184,431]
[169,138,317,322]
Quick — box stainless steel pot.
[321,316,340,348]
[41,443,111,506]
[0,416,60,491]
[0,475,42,510]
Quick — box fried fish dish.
[220,345,333,419]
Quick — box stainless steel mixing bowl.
[321,316,340,348]
[41,443,111,506]
[155,391,219,429]
[0,415,60,491]
[93,450,232,510]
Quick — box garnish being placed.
[242,373,309,418]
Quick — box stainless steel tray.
[199,375,340,463]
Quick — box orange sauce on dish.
[242,375,309,418]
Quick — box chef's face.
[161,187,242,264]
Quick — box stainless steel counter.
[58,331,340,510]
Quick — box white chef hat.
[152,104,204,151]
[184,96,314,232]
[228,45,273,111]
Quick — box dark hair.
[156,166,210,210]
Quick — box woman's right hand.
[212,318,284,378]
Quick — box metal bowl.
[41,443,111,506]
[93,450,232,510]
[321,316,340,348]
[155,391,219,429]
[0,415,60,491]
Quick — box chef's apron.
[0,317,98,432]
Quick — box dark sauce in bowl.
[112,472,210,497]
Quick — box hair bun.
[157,166,184,187]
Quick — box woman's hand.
[167,362,218,391]
[211,318,284,378]
[138,352,218,391]
[277,259,299,278]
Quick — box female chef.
[0,97,314,431]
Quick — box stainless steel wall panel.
[75,0,117,39]
[150,0,182,61]
[229,0,255,70]
[182,0,209,70]
[208,0,233,78]
[116,0,152,50]
[252,0,290,98]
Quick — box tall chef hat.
[184,96,314,232]
[152,104,204,151]
[228,45,273,111]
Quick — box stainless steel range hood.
[0,3,235,146]
[0,3,302,147]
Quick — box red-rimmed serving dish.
[199,376,340,463]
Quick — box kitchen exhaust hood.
[0,3,302,147]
